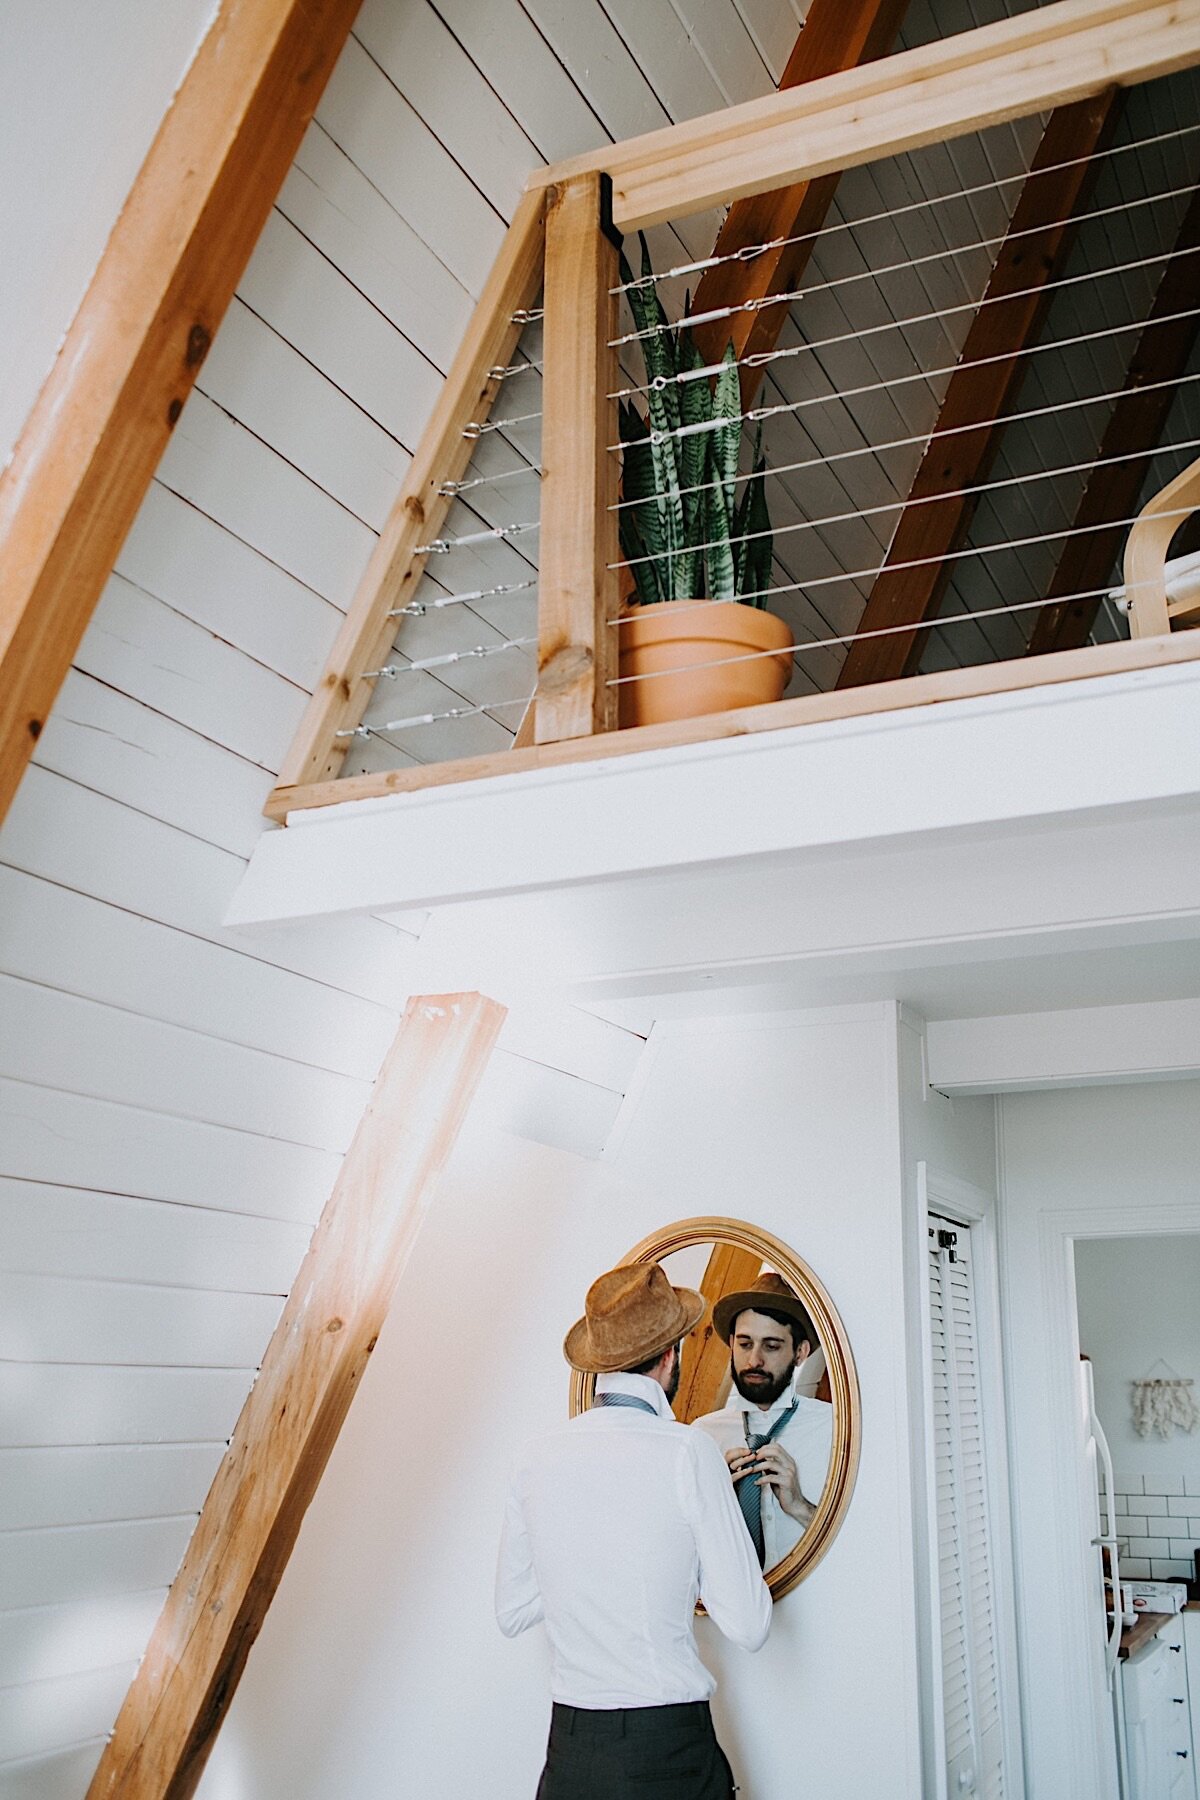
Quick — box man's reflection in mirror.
[692,1273,834,1569]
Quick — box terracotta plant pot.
[617,600,794,729]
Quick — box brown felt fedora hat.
[564,1262,707,1374]
[712,1271,816,1348]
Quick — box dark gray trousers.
[535,1701,736,1798]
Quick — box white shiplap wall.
[0,2,690,1789]
[0,0,219,463]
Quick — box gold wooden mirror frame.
[569,1216,860,1600]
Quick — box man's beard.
[663,1346,681,1404]
[731,1356,793,1408]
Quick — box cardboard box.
[1127,1581,1187,1614]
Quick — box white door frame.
[914,1164,1026,1800]
[1018,1199,1200,1799]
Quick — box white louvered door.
[928,1216,1004,1800]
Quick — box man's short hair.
[732,1303,815,1355]
[625,1340,680,1376]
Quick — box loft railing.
[265,0,1200,824]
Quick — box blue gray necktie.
[735,1398,799,1567]
[593,1393,659,1416]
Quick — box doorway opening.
[1072,1231,1200,1800]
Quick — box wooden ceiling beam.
[835,89,1122,690]
[689,0,910,407]
[0,0,363,830]
[1025,182,1200,655]
[676,1243,762,1424]
[610,0,907,621]
[87,992,506,1800]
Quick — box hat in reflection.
[712,1271,816,1349]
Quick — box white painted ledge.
[928,996,1200,1092]
[229,662,1200,925]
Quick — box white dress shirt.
[691,1385,834,1570]
[496,1370,771,1708]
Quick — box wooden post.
[0,0,363,832]
[836,90,1121,689]
[1026,184,1200,653]
[86,992,506,1800]
[535,173,621,745]
[675,1243,762,1424]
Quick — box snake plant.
[618,237,774,609]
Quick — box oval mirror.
[570,1217,859,1599]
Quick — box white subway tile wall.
[1111,1470,1200,1581]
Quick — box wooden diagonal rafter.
[835,88,1123,689]
[1025,182,1200,654]
[608,0,908,638]
[87,992,505,1800]
[0,0,363,830]
[689,0,910,406]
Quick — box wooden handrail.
[1124,454,1200,638]
[525,0,1200,230]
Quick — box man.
[496,1260,771,1798]
[692,1273,834,1571]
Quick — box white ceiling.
[581,934,1200,1028]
